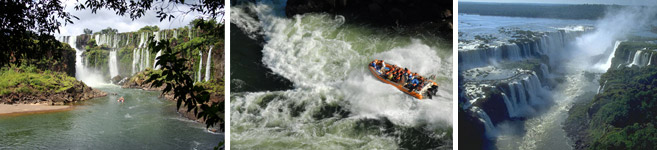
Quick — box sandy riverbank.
[0,104,72,116]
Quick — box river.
[230,0,453,149]
[0,85,222,149]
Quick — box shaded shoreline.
[0,104,74,116]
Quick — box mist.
[570,6,657,72]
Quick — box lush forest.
[459,2,615,20]
[565,66,657,149]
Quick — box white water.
[596,40,622,71]
[232,1,452,148]
[473,107,497,138]
[628,50,644,67]
[649,52,654,65]
[501,73,548,118]
[132,32,152,74]
[109,50,119,78]
[197,51,203,82]
[459,31,582,70]
[58,36,107,86]
[205,46,213,81]
[132,48,140,74]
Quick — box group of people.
[371,59,428,92]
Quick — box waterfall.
[473,107,497,137]
[68,36,83,78]
[188,26,192,40]
[459,30,584,70]
[649,52,654,65]
[109,50,119,78]
[197,50,203,82]
[597,80,607,94]
[499,73,545,118]
[132,32,153,74]
[204,47,213,81]
[539,63,549,78]
[600,41,622,70]
[628,50,645,67]
[57,35,106,86]
[95,33,120,78]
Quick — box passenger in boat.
[406,71,414,83]
[409,78,420,91]
[395,71,402,83]
[380,60,386,71]
[387,67,395,80]
[371,59,378,68]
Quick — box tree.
[83,28,93,34]
[99,27,118,34]
[74,0,224,21]
[1,1,225,149]
[147,19,224,128]
[0,0,78,67]
[138,25,160,33]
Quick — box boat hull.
[368,63,436,99]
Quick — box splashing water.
[231,0,452,149]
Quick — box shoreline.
[0,104,73,116]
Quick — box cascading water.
[109,50,119,78]
[94,33,121,79]
[626,49,653,67]
[204,46,213,81]
[132,32,152,74]
[597,40,622,71]
[459,30,585,70]
[231,1,452,149]
[132,48,139,74]
[197,50,203,82]
[500,73,547,118]
[57,35,106,86]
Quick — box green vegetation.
[84,28,93,34]
[0,65,78,96]
[147,18,225,129]
[98,27,118,34]
[565,66,657,149]
[138,25,160,33]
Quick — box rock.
[285,0,452,25]
[285,0,453,39]
[111,75,123,84]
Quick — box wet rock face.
[285,0,452,27]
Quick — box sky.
[56,0,223,36]
[461,0,657,5]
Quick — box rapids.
[231,0,453,149]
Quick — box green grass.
[0,65,78,95]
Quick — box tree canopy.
[83,28,93,34]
